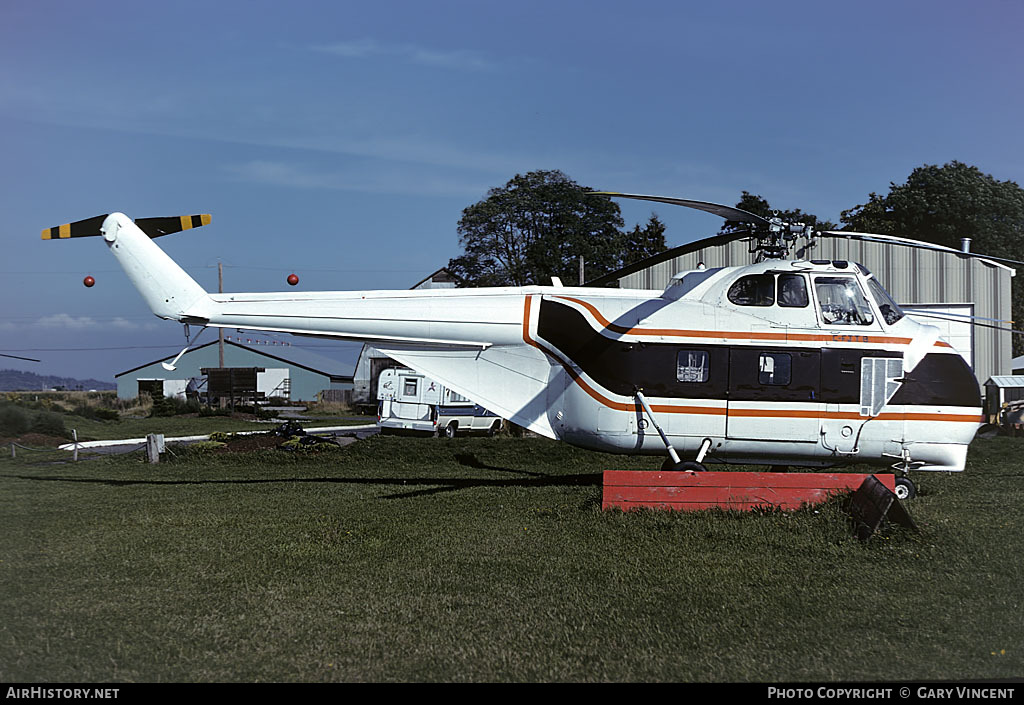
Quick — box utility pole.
[578,255,585,286]
[218,261,225,367]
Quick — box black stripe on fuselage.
[535,298,980,407]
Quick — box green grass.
[0,435,1021,682]
[62,414,272,441]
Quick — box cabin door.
[726,347,821,442]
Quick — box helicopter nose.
[892,352,981,409]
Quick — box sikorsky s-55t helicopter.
[44,193,989,498]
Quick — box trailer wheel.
[443,422,458,439]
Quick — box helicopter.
[43,195,989,499]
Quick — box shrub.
[190,440,227,452]
[0,404,30,436]
[29,410,67,438]
[70,404,120,421]
[148,391,194,417]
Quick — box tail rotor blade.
[136,214,212,239]
[42,214,212,240]
[41,214,109,240]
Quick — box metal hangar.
[115,339,354,403]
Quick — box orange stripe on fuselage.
[553,295,953,347]
[522,296,978,424]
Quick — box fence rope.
[10,441,62,452]
[8,441,148,456]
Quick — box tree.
[840,162,1024,252]
[840,161,1024,352]
[721,191,837,232]
[621,215,668,268]
[447,170,626,286]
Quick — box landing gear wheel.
[662,458,707,472]
[894,477,917,500]
[443,423,457,439]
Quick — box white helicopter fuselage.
[99,212,983,471]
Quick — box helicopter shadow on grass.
[0,452,604,502]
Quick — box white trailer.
[377,367,501,437]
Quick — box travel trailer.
[378,367,501,437]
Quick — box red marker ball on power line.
[83,275,95,288]
[287,273,299,286]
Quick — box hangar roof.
[985,376,1024,388]
[587,231,1015,287]
[116,340,354,380]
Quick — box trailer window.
[403,378,418,396]
[677,350,710,383]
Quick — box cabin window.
[813,277,875,326]
[727,274,774,306]
[403,378,418,396]
[867,278,905,325]
[759,352,792,386]
[777,273,809,308]
[677,350,710,383]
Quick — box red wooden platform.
[602,471,896,512]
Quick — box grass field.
[0,434,1021,682]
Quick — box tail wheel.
[894,477,917,500]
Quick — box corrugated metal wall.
[618,235,1014,384]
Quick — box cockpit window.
[813,276,875,326]
[777,273,809,308]
[728,274,774,306]
[867,277,905,325]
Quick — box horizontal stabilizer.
[42,214,211,240]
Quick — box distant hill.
[0,369,115,392]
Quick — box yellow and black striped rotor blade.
[136,214,212,238]
[42,214,211,240]
[41,214,109,240]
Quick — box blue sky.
[2,0,1022,382]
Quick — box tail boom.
[100,213,213,321]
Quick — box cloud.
[112,317,156,331]
[311,39,495,72]
[37,314,99,330]
[223,159,490,197]
[34,314,156,331]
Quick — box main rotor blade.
[0,352,41,362]
[904,310,1024,337]
[821,231,1024,268]
[590,192,770,226]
